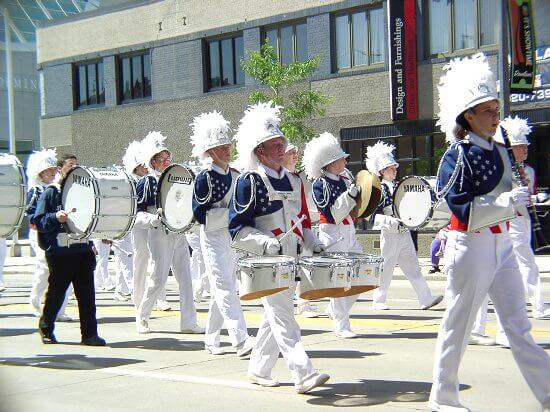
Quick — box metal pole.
[3,8,17,154]
[498,0,510,118]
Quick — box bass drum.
[62,166,137,240]
[0,154,26,238]
[156,163,196,233]
[393,176,451,231]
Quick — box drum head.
[0,154,25,238]
[393,176,433,230]
[350,170,382,219]
[157,164,195,233]
[62,166,96,237]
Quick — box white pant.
[28,229,69,314]
[93,239,114,289]
[137,226,197,329]
[431,230,550,407]
[0,237,7,288]
[248,286,315,384]
[318,222,362,333]
[373,230,434,306]
[186,232,209,297]
[113,234,133,295]
[201,227,247,347]
[131,227,150,308]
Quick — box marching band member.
[34,155,105,346]
[92,239,115,291]
[282,144,319,319]
[430,53,550,411]
[135,132,203,334]
[26,148,72,321]
[111,234,133,301]
[186,231,209,303]
[366,142,443,311]
[229,102,329,393]
[190,111,253,356]
[304,132,362,338]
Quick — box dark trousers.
[39,249,98,339]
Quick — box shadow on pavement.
[351,314,440,321]
[109,337,203,351]
[0,328,36,337]
[361,332,438,340]
[306,379,471,408]
[96,316,138,324]
[307,350,381,359]
[0,353,144,370]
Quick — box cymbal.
[350,170,381,219]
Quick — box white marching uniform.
[131,210,151,308]
[193,164,248,348]
[229,165,318,384]
[186,232,210,300]
[312,171,362,333]
[113,234,133,296]
[0,237,6,290]
[93,239,114,290]
[372,179,439,308]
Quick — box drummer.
[190,111,253,356]
[229,102,329,393]
[282,144,319,319]
[365,141,443,311]
[303,132,362,338]
[135,131,203,335]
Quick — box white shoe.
[421,295,444,310]
[236,336,255,357]
[295,372,330,394]
[104,284,115,292]
[324,307,334,319]
[56,314,73,322]
[495,334,510,348]
[113,291,129,302]
[0,285,5,292]
[180,323,205,334]
[247,373,279,387]
[205,345,225,355]
[429,400,470,411]
[468,333,496,346]
[372,302,389,310]
[32,309,41,318]
[155,300,171,311]
[297,302,319,318]
[533,308,550,320]
[136,319,150,334]
[335,329,357,339]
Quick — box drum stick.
[111,243,133,257]
[324,236,344,250]
[66,208,77,214]
[278,215,306,243]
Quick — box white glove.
[347,184,361,199]
[312,243,325,254]
[386,216,402,230]
[504,187,531,207]
[264,238,281,255]
[150,215,162,228]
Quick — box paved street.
[1,255,549,412]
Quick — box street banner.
[509,0,536,91]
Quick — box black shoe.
[428,266,440,274]
[40,329,58,344]
[81,335,106,346]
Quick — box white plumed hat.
[233,101,287,172]
[365,141,398,175]
[26,148,58,187]
[302,132,348,179]
[498,116,532,146]
[437,53,498,143]
[190,111,232,161]
[122,140,145,176]
[140,131,170,168]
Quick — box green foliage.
[241,40,331,144]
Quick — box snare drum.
[298,256,354,300]
[237,255,296,300]
[156,163,195,233]
[322,252,382,297]
[393,176,451,231]
[61,166,137,240]
[0,154,26,238]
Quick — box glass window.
[335,14,350,70]
[132,55,143,99]
[369,7,385,63]
[280,26,294,65]
[295,23,308,62]
[74,61,104,109]
[263,22,308,64]
[87,64,97,105]
[479,0,497,46]
[428,0,449,54]
[77,66,87,107]
[265,28,278,52]
[235,36,245,85]
[206,35,244,90]
[221,38,234,86]
[121,58,132,101]
[119,52,152,103]
[453,0,475,50]
[209,41,221,88]
[352,12,367,67]
[143,54,151,98]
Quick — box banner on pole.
[509,0,536,91]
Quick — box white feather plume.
[139,131,169,167]
[437,52,497,143]
[365,141,396,174]
[233,101,285,172]
[122,140,143,176]
[500,116,532,144]
[303,132,344,179]
[190,111,232,162]
[26,148,57,188]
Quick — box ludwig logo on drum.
[167,173,192,185]
[403,184,427,193]
[73,174,91,187]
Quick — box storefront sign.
[510,46,550,104]
[509,0,536,91]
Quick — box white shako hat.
[140,131,170,168]
[122,140,145,176]
[437,52,498,143]
[496,116,532,146]
[26,148,58,187]
[285,143,297,153]
[302,132,349,180]
[233,101,287,172]
[190,111,232,162]
[365,141,398,175]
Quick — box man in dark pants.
[34,168,105,346]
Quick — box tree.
[240,40,331,145]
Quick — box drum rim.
[238,255,296,267]
[61,166,98,240]
[322,251,384,263]
[392,175,434,231]
[299,256,354,267]
[0,155,26,238]
[156,163,196,233]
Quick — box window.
[74,61,104,109]
[264,22,308,64]
[118,52,151,103]
[206,35,245,90]
[333,7,385,72]
[426,0,498,56]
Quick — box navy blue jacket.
[25,185,43,225]
[192,168,233,225]
[312,175,349,224]
[136,175,157,212]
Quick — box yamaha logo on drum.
[73,174,91,187]
[404,184,428,193]
[167,173,192,185]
